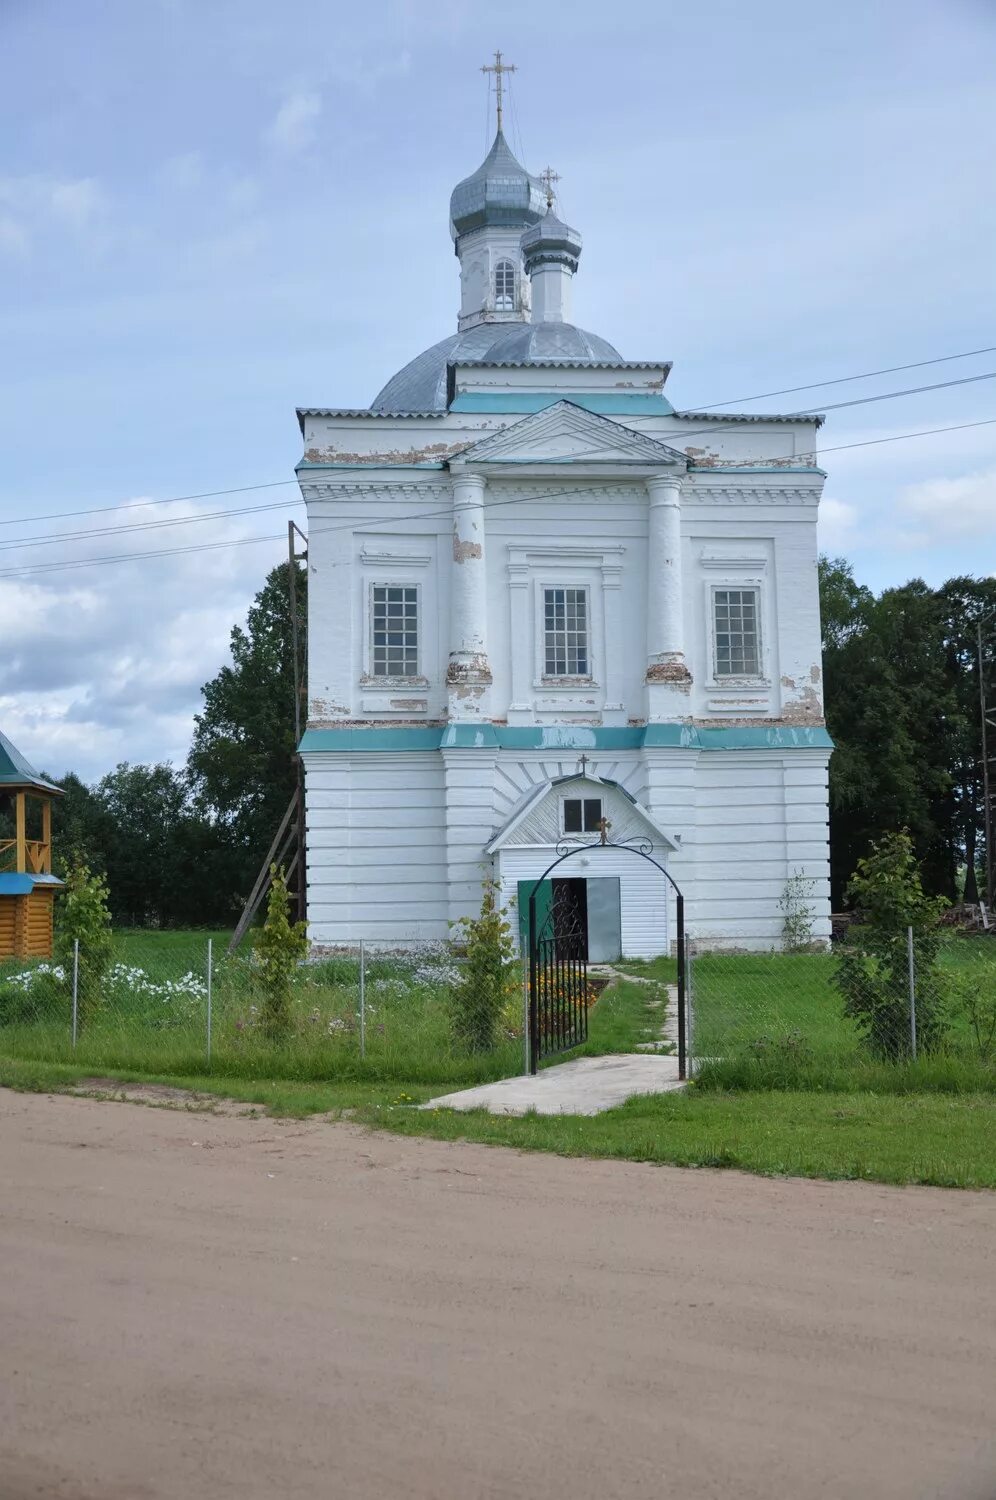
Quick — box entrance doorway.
[517,875,621,963]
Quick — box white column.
[447,471,492,720]
[645,472,691,721]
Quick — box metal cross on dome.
[539,165,561,209]
[481,50,516,133]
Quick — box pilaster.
[645,473,692,723]
[447,471,492,721]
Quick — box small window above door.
[563,797,602,834]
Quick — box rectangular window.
[544,587,589,676]
[371,585,419,677]
[563,797,603,834]
[713,587,760,676]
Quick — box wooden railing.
[0,836,51,875]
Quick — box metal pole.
[71,938,79,1049]
[359,939,366,1060]
[206,938,213,1067]
[521,946,530,1077]
[528,890,538,1075]
[979,622,994,911]
[676,893,686,1081]
[684,931,693,1078]
[907,924,917,1062]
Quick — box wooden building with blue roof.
[0,729,63,959]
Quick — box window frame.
[368,581,421,681]
[561,795,603,835]
[540,583,593,681]
[493,258,516,312]
[709,583,764,682]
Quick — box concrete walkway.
[424,1052,683,1116]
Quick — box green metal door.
[518,879,553,952]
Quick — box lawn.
[621,935,996,1092]
[0,932,662,1086]
[2,931,994,1191]
[2,1054,995,1190]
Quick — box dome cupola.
[521,202,582,323]
[449,130,547,241]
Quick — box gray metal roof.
[449,130,547,240]
[673,408,826,428]
[371,321,624,413]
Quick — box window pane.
[583,799,603,832]
[372,585,418,676]
[714,588,759,676]
[563,799,582,833]
[544,586,590,677]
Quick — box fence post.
[71,938,79,1049]
[206,938,213,1067]
[521,954,530,1077]
[907,924,917,1061]
[359,939,366,1060]
[675,893,686,1081]
[684,932,693,1078]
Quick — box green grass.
[3,1053,995,1190]
[621,937,996,1093]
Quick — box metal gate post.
[676,892,686,1081]
[528,889,539,1075]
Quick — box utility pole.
[979,618,996,910]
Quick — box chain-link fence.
[0,935,528,1086]
[686,930,996,1086]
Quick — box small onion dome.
[520,205,582,276]
[449,130,547,240]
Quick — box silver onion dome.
[520,206,582,275]
[370,321,623,413]
[449,130,547,240]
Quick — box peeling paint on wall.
[452,532,483,562]
[303,439,471,466]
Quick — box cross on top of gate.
[597,816,611,845]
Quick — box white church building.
[296,116,832,957]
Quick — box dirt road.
[1,1089,994,1500]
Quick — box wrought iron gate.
[524,837,687,1078]
[528,885,588,1071]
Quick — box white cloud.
[894,466,996,542]
[48,177,104,229]
[159,151,205,192]
[0,215,28,256]
[0,496,291,781]
[817,496,858,551]
[264,89,322,153]
[0,174,108,251]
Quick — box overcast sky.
[1,0,994,782]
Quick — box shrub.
[55,861,114,1035]
[253,867,308,1039]
[449,880,515,1052]
[779,873,816,952]
[949,962,996,1063]
[833,831,948,1060]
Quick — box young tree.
[833,830,948,1059]
[55,861,114,1035]
[188,561,306,902]
[253,866,308,1039]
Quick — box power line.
[0,496,302,555]
[0,478,299,530]
[1,413,993,583]
[693,344,996,410]
[0,340,992,536]
[3,367,994,559]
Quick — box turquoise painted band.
[299,725,834,753]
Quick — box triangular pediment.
[450,401,687,469]
[485,775,678,854]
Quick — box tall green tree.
[820,558,988,907]
[187,560,306,902]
